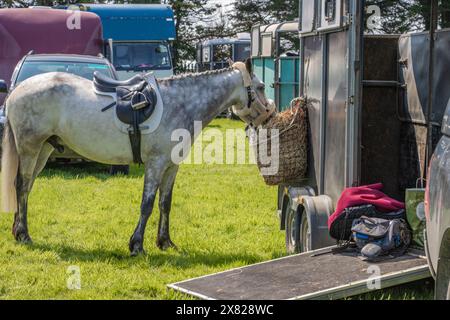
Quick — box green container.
[405,188,426,248]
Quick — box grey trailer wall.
[302,35,324,194]
[301,31,351,203]
[323,31,348,202]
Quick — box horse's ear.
[245,58,253,75]
[227,58,234,67]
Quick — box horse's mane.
[158,67,235,85]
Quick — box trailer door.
[323,31,348,201]
[299,0,363,201]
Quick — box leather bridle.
[246,86,255,109]
[232,61,276,128]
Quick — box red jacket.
[328,183,405,228]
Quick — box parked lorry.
[196,33,251,72]
[0,7,103,106]
[72,4,176,79]
[0,8,126,173]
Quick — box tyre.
[285,206,301,254]
[110,165,129,175]
[299,212,311,252]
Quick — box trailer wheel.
[285,206,301,254]
[299,212,311,252]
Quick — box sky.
[202,0,235,26]
[208,0,235,14]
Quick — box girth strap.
[128,113,144,165]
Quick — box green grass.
[0,119,434,300]
[0,119,284,299]
[349,279,434,300]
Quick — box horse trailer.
[196,33,251,72]
[251,21,300,111]
[170,0,450,300]
[276,1,449,251]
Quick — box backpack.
[329,204,406,241]
[351,216,412,261]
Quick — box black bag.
[329,205,406,241]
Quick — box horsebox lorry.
[61,4,176,80]
[0,7,103,106]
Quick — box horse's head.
[231,59,276,127]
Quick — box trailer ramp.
[168,247,430,300]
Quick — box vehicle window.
[279,33,300,55]
[213,44,232,63]
[251,26,260,57]
[261,34,273,57]
[113,43,172,71]
[234,43,251,62]
[203,46,210,63]
[16,61,112,84]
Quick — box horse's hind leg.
[31,143,54,183]
[156,165,179,251]
[12,144,43,243]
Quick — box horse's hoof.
[129,238,145,257]
[14,232,32,244]
[130,246,146,257]
[156,238,177,251]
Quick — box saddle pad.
[94,73,163,135]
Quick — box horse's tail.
[1,117,19,213]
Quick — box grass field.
[0,119,434,300]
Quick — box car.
[424,99,450,300]
[0,53,129,174]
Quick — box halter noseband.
[246,86,255,109]
[232,62,276,127]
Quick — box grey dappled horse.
[1,60,273,255]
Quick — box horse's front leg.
[129,164,163,256]
[156,165,179,250]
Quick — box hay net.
[250,97,308,186]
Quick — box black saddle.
[93,71,146,93]
[96,72,158,164]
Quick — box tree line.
[1,0,450,69]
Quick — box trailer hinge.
[348,95,355,105]
[344,13,353,26]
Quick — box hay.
[253,97,308,186]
